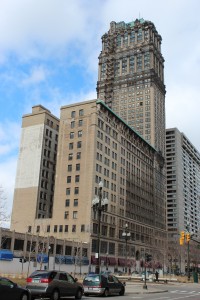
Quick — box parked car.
[26,270,83,300]
[0,276,30,300]
[141,271,154,280]
[83,273,125,296]
[114,271,125,276]
[131,271,140,277]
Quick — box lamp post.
[92,181,108,274]
[122,223,131,274]
[47,246,51,270]
[185,222,193,281]
[106,252,108,271]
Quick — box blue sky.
[0,0,200,221]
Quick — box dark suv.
[26,270,83,300]
[83,274,125,296]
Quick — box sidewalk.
[125,282,168,294]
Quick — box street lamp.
[185,222,193,281]
[47,246,51,270]
[106,252,108,271]
[92,181,108,274]
[122,223,131,274]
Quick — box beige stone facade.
[11,99,166,268]
[11,105,59,233]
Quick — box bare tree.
[0,186,10,227]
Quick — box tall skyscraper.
[166,128,200,271]
[166,128,200,237]
[97,19,166,155]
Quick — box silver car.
[83,274,125,297]
[26,270,83,300]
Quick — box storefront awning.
[0,250,13,261]
[65,255,74,264]
[37,254,48,263]
[118,258,126,266]
[55,255,66,264]
[108,257,116,266]
[81,257,89,265]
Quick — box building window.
[72,225,76,232]
[78,130,82,138]
[54,225,57,232]
[67,176,71,183]
[68,165,72,172]
[74,199,78,206]
[47,225,50,232]
[65,225,68,232]
[59,225,63,232]
[81,225,85,232]
[36,226,40,233]
[70,132,74,139]
[71,121,75,128]
[66,188,70,195]
[69,143,73,150]
[71,111,75,118]
[65,199,70,206]
[77,152,81,159]
[28,226,32,233]
[68,153,73,160]
[74,187,79,194]
[79,109,84,116]
[77,141,82,148]
[73,211,78,219]
[78,120,83,126]
[75,175,80,183]
[64,211,69,219]
[76,164,80,171]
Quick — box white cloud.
[37,89,97,118]
[21,65,49,86]
[166,85,200,150]
[0,156,17,220]
[0,121,21,156]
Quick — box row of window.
[71,109,84,118]
[68,153,81,160]
[33,224,86,233]
[69,131,82,138]
[69,141,82,150]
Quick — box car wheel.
[119,287,125,296]
[21,293,28,300]
[75,288,83,299]
[50,289,60,300]
[103,288,109,297]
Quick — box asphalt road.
[32,282,200,300]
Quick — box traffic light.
[186,233,190,243]
[180,231,185,246]
[19,258,22,263]
[180,231,185,239]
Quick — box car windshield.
[83,275,100,286]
